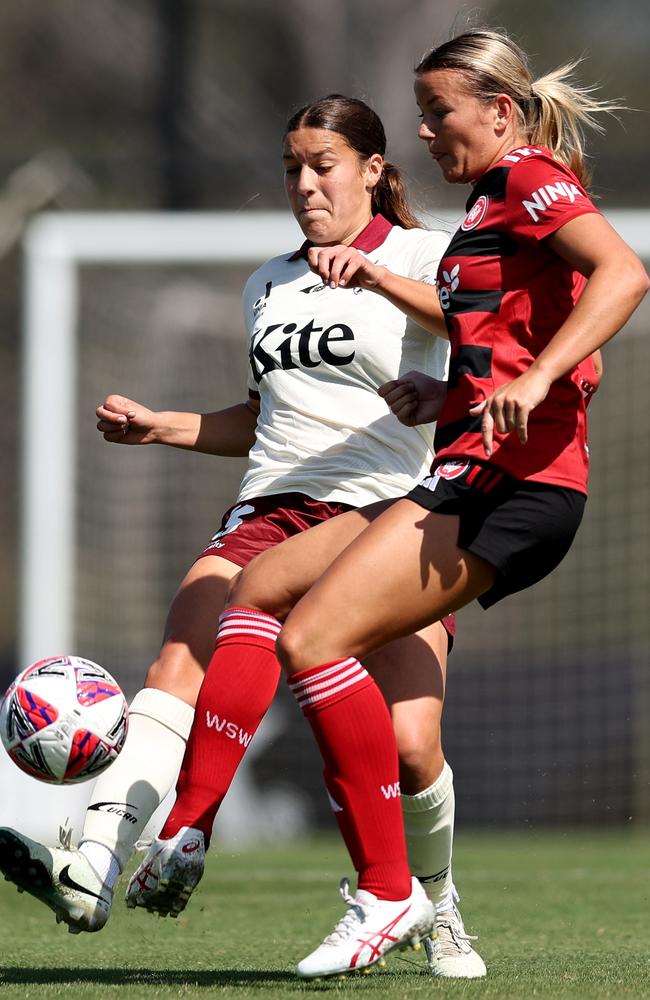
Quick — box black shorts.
[407,459,586,608]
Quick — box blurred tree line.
[0,0,647,215]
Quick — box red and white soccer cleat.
[295,876,435,978]
[124,826,205,916]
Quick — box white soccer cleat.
[423,886,487,978]
[295,876,435,979]
[0,827,112,933]
[124,826,205,916]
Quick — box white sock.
[80,688,194,871]
[78,841,122,890]
[401,760,455,907]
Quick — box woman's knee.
[275,623,307,675]
[144,649,205,705]
[394,716,444,792]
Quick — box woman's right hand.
[96,394,159,444]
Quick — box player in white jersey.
[234,220,448,509]
[0,94,484,979]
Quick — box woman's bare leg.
[275,499,496,672]
[82,555,241,869]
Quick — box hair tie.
[527,86,542,115]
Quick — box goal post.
[20,211,305,665]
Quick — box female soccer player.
[0,94,485,977]
[132,30,647,979]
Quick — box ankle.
[78,840,122,889]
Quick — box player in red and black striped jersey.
[432,144,601,492]
[206,30,647,977]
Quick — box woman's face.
[415,69,518,184]
[283,127,382,245]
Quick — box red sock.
[161,607,281,842]
[288,658,411,901]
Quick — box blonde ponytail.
[529,63,622,186]
[416,30,624,187]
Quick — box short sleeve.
[408,229,451,284]
[505,157,600,243]
[241,273,258,392]
[574,354,600,407]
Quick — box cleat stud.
[17,887,24,894]
[378,959,386,968]
[412,941,421,952]
[362,967,372,975]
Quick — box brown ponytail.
[371,161,421,229]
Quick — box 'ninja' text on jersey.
[249,319,355,383]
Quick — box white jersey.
[237,215,450,508]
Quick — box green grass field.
[0,830,648,1000]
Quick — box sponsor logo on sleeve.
[437,264,460,311]
[522,181,585,222]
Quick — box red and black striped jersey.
[434,146,601,493]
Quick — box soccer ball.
[0,655,128,784]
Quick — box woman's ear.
[494,93,515,136]
[365,153,384,191]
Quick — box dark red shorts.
[198,491,456,650]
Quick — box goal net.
[5,209,649,843]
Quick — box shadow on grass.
[0,967,300,987]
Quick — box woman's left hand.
[469,368,552,457]
[307,244,386,290]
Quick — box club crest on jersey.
[461,195,488,231]
[436,460,470,480]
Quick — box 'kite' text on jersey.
[249,319,355,382]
